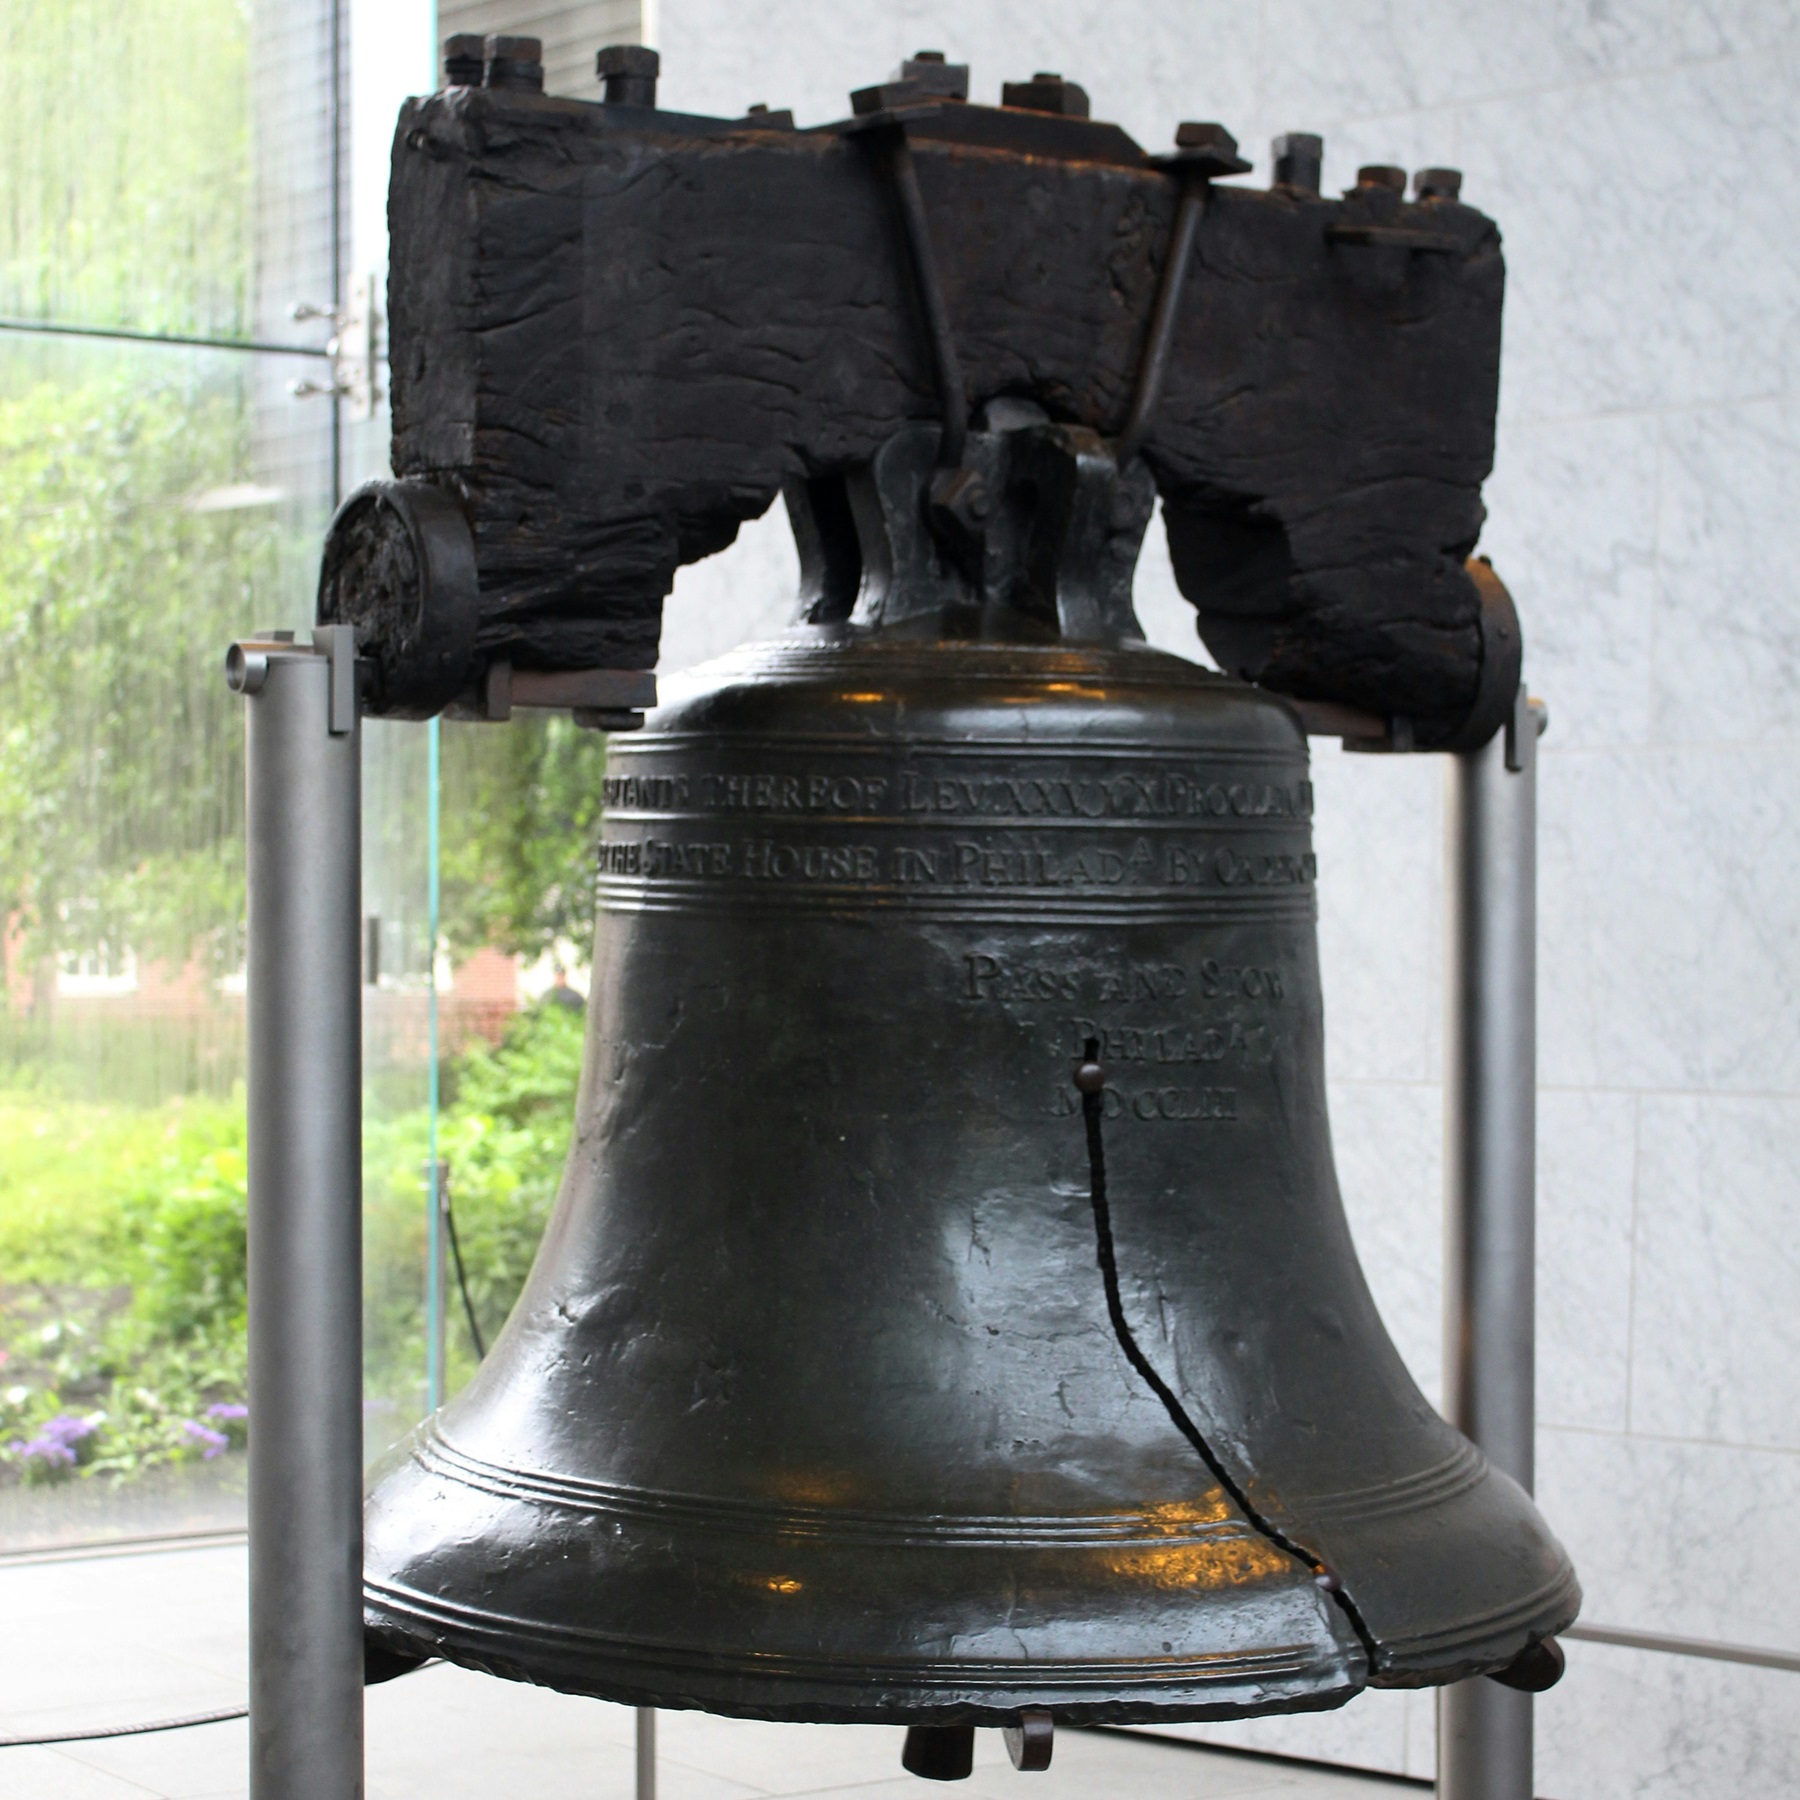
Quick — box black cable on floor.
[0,1653,439,1748]
[0,1706,247,1748]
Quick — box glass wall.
[0,0,340,1548]
[0,0,630,1556]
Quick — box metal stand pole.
[635,1707,656,1800]
[1439,689,1541,1800]
[235,627,364,1800]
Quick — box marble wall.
[647,7,1800,1795]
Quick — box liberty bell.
[347,45,1576,1777]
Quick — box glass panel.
[361,718,435,1450]
[0,333,331,1548]
[0,0,254,338]
[427,715,606,1400]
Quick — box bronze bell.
[364,622,1577,1734]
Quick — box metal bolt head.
[899,50,969,99]
[484,34,543,94]
[596,42,659,106]
[442,33,484,87]
[1169,122,1252,178]
[1356,164,1407,192]
[1414,165,1463,201]
[1176,120,1239,156]
[1314,1566,1343,1593]
[1002,72,1090,117]
[1271,131,1323,195]
[1074,1061,1107,1095]
[596,44,658,78]
[928,466,992,531]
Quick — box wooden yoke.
[323,45,1512,748]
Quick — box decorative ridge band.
[611,734,1302,765]
[417,1429,1268,1549]
[1262,1440,1488,1527]
[594,887,1319,924]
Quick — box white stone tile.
[1327,1080,1444,1410]
[363,1668,756,1800]
[1629,1094,1800,1451]
[1460,54,1800,423]
[1256,0,1731,123]
[1134,502,1212,666]
[1312,744,1442,1086]
[0,1747,168,1800]
[1154,1687,1412,1780]
[1400,1689,1438,1782]
[659,504,802,676]
[0,1644,242,1744]
[1536,745,1800,1092]
[1537,1088,1637,1432]
[1481,413,1658,752]
[46,1717,247,1800]
[1653,397,1800,745]
[1537,1633,1800,1800]
[653,1707,1007,1790]
[1537,1427,1800,1648]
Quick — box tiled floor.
[0,1543,1411,1800]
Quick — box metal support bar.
[1439,687,1542,1800]
[864,125,968,466]
[236,628,364,1800]
[1116,177,1206,466]
[636,1707,656,1800]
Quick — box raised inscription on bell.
[598,830,1317,895]
[601,763,1312,824]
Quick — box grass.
[0,1002,583,1487]
[0,1090,242,1285]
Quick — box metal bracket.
[457,659,657,731]
[287,273,382,420]
[1503,687,1548,773]
[225,627,363,737]
[319,625,360,735]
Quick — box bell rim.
[363,1578,1369,1725]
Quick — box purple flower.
[180,1419,230,1460]
[10,1412,98,1470]
[204,1403,248,1422]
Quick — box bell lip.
[363,1417,1370,1724]
[1364,1565,1582,1687]
[361,1594,1369,1727]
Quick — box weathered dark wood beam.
[373,76,1505,742]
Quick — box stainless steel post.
[1439,688,1541,1800]
[235,627,364,1800]
[635,1707,656,1800]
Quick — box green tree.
[0,358,274,988]
[0,0,252,337]
[439,716,609,963]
